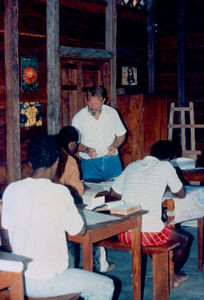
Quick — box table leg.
[81,233,93,271]
[131,215,142,300]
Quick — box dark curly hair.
[150,140,175,160]
[56,126,79,154]
[28,135,61,171]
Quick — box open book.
[106,200,142,215]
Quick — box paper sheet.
[82,181,114,208]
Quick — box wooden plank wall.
[156,0,204,166]
[0,0,204,194]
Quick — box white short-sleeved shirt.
[72,104,127,159]
[2,178,84,280]
[111,156,183,232]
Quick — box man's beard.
[88,107,101,116]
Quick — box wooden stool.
[98,238,179,300]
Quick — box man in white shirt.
[110,140,193,288]
[2,135,114,299]
[72,85,127,181]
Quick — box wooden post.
[147,0,157,94]
[106,0,117,107]
[4,0,21,183]
[47,0,60,134]
[177,0,185,107]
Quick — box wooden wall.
[117,94,167,168]
[0,0,204,194]
[156,0,204,166]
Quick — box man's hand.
[108,134,126,156]
[108,187,122,199]
[87,147,97,158]
[108,146,117,156]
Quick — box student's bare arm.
[173,186,186,198]
[1,227,12,252]
[108,188,122,199]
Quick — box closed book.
[110,203,142,215]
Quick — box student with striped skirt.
[109,140,193,288]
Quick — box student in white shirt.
[110,140,193,288]
[2,135,114,299]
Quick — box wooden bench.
[95,193,180,299]
[98,236,180,300]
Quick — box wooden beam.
[47,0,60,135]
[106,0,117,107]
[147,0,157,93]
[60,0,106,14]
[59,46,112,59]
[40,0,106,14]
[4,0,21,183]
[177,0,185,107]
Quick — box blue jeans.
[68,241,108,272]
[81,154,122,181]
[25,268,114,300]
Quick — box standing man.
[72,85,127,181]
[1,135,114,299]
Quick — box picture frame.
[21,56,38,93]
[117,62,146,94]
[121,66,138,86]
[20,102,42,127]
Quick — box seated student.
[109,140,193,288]
[55,125,84,202]
[1,135,114,299]
[55,126,113,272]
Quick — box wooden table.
[182,168,204,183]
[68,209,147,300]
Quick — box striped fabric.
[118,224,172,247]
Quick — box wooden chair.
[163,198,204,272]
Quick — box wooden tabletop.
[68,209,147,300]
[182,167,204,182]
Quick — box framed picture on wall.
[117,62,146,94]
[20,102,42,127]
[121,66,138,86]
[21,56,38,93]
